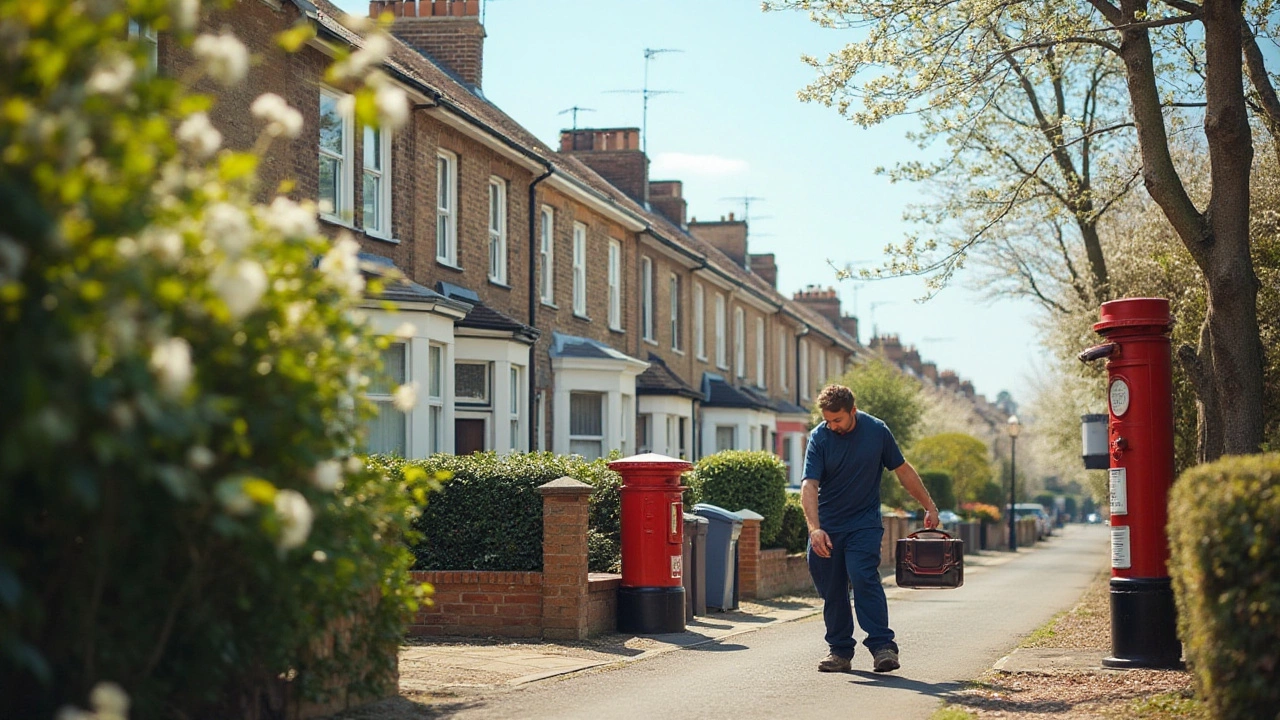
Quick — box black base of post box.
[1102,577,1184,669]
[617,586,686,634]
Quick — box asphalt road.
[435,524,1109,720]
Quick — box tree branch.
[1242,21,1280,164]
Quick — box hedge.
[920,471,956,511]
[686,451,788,547]
[370,452,622,573]
[1168,453,1280,720]
[775,493,809,553]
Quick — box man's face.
[822,407,857,435]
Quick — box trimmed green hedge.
[775,493,809,553]
[370,452,622,573]
[1168,453,1280,719]
[686,451,788,547]
[920,471,956,511]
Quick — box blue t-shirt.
[803,411,906,533]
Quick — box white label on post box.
[1111,525,1132,569]
[1109,378,1131,417]
[671,554,682,579]
[1109,468,1128,515]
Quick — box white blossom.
[139,228,184,265]
[375,83,410,132]
[311,459,342,491]
[204,202,252,256]
[86,53,135,95]
[392,381,418,412]
[187,445,215,471]
[345,456,364,474]
[393,322,415,340]
[318,236,364,296]
[274,489,313,550]
[192,32,249,86]
[250,93,303,139]
[176,112,222,159]
[210,259,268,319]
[261,196,317,240]
[90,681,130,717]
[149,337,193,398]
[333,32,390,81]
[312,550,328,562]
[170,0,200,33]
[284,300,312,327]
[215,478,254,516]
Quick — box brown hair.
[817,384,855,413]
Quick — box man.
[802,384,939,674]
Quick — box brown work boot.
[817,653,852,673]
[872,646,900,673]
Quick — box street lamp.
[1007,415,1022,551]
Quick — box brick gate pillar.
[538,477,594,640]
[736,509,764,600]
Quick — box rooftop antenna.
[480,0,509,25]
[869,300,896,338]
[720,195,765,223]
[606,47,681,155]
[558,106,596,131]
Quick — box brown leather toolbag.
[895,528,964,589]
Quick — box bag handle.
[906,528,954,540]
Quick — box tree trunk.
[1078,220,1110,302]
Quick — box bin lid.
[693,503,744,525]
[683,512,709,525]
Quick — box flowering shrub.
[0,1,423,717]
[960,502,1002,523]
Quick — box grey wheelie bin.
[693,503,743,611]
[682,513,709,620]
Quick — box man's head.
[817,384,857,434]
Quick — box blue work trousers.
[807,526,897,658]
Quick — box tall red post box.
[1079,298,1183,669]
[609,453,690,634]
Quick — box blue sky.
[334,0,1044,404]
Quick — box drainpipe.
[528,165,553,452]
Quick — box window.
[363,125,391,238]
[572,223,587,316]
[366,343,407,455]
[782,434,793,476]
[536,390,547,452]
[319,90,353,221]
[665,416,676,457]
[638,414,652,454]
[607,239,621,330]
[694,283,705,360]
[641,257,654,341]
[715,294,727,368]
[756,317,765,388]
[455,362,489,405]
[488,177,507,283]
[777,328,788,391]
[799,339,810,400]
[669,274,682,351]
[436,151,457,264]
[539,207,555,304]
[620,395,633,455]
[129,20,158,75]
[818,348,827,386]
[678,417,688,459]
[716,425,736,452]
[509,365,520,450]
[427,344,444,454]
[569,392,604,459]
[734,307,745,379]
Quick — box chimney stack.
[559,128,649,204]
[688,215,749,268]
[649,180,686,227]
[375,0,485,89]
[792,285,842,325]
[749,253,777,288]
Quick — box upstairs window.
[755,316,765,388]
[734,307,745,379]
[641,256,654,342]
[436,151,457,264]
[362,125,391,238]
[488,177,507,283]
[715,294,727,369]
[319,90,353,221]
[540,207,555,304]
[572,223,587,316]
[694,283,705,359]
[669,274,682,351]
[608,239,622,330]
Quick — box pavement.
[396,546,1023,698]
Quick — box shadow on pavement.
[686,641,750,652]
[335,696,486,719]
[845,670,965,699]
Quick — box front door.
[455,418,486,455]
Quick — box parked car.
[1011,503,1052,540]
[937,510,962,527]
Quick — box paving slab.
[994,647,1112,674]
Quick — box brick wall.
[567,151,649,204]
[406,571,543,638]
[757,548,813,598]
[587,573,620,635]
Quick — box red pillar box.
[609,453,690,634]
[1079,298,1182,669]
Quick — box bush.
[774,493,810,553]
[0,4,420,716]
[373,452,623,573]
[975,481,1006,507]
[686,451,787,547]
[960,502,1001,523]
[920,471,956,511]
[1168,453,1280,719]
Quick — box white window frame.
[818,347,827,386]
[436,150,457,265]
[777,328,788,391]
[641,256,654,342]
[427,343,444,455]
[319,89,354,222]
[488,177,508,284]
[540,206,555,305]
[608,239,622,330]
[129,20,158,74]
[362,124,392,239]
[569,391,605,459]
[734,307,745,379]
[669,274,682,352]
[715,294,727,369]
[455,361,491,407]
[572,223,588,317]
[800,339,810,400]
[367,342,409,455]
[694,283,705,360]
[509,365,521,451]
[755,316,765,388]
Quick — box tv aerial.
[606,47,682,155]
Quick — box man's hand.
[809,528,833,558]
[923,508,940,530]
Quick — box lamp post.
[1007,415,1021,551]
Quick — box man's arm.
[801,478,832,558]
[893,461,940,529]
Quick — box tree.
[920,471,958,511]
[910,433,995,503]
[770,0,1273,459]
[833,356,925,448]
